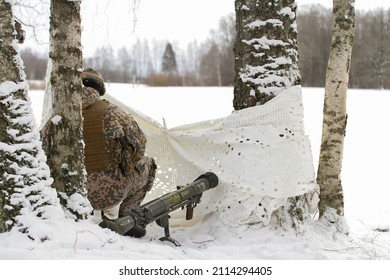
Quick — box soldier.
[42,68,156,238]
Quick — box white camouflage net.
[106,85,317,227]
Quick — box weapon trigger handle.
[186,204,194,220]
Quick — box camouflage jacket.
[41,87,150,210]
[82,87,146,175]
[81,87,149,209]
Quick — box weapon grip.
[186,204,194,220]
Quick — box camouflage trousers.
[86,156,156,218]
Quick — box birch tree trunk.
[233,0,312,230]
[233,0,300,110]
[0,1,61,235]
[317,0,355,217]
[45,0,90,219]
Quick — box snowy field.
[1,85,390,278]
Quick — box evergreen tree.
[161,42,177,74]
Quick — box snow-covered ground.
[1,85,389,279]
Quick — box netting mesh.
[105,85,317,227]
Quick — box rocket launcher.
[102,172,219,246]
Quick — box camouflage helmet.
[81,68,106,96]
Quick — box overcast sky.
[20,0,390,57]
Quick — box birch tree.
[43,0,91,219]
[0,0,62,237]
[316,0,355,217]
[233,0,300,110]
[233,0,313,229]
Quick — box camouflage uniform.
[81,86,156,217]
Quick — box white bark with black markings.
[317,0,356,217]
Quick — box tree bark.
[317,0,355,217]
[233,0,313,231]
[46,0,90,219]
[233,0,300,109]
[0,0,22,232]
[0,1,60,233]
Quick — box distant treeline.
[21,4,390,89]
